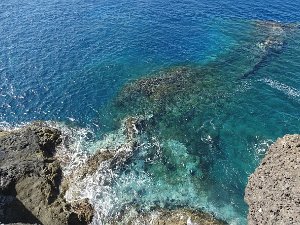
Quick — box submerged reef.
[98,20,299,224]
[115,20,295,116]
[245,135,300,225]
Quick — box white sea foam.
[261,78,300,100]
[62,120,141,224]
[0,121,40,132]
[45,121,94,176]
[0,121,15,131]
[253,138,272,155]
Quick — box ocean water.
[1,0,300,224]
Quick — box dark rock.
[116,66,198,105]
[0,123,94,225]
[0,195,42,224]
[245,134,300,225]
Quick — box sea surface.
[1,0,300,224]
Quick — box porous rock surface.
[115,207,227,225]
[245,134,300,225]
[0,122,93,225]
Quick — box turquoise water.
[1,1,300,224]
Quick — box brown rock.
[245,134,300,225]
[116,207,227,225]
[0,123,94,225]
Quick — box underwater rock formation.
[0,123,94,225]
[245,134,300,225]
[240,20,290,79]
[117,66,198,103]
[115,21,294,120]
[103,20,299,225]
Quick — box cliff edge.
[245,134,300,225]
[0,123,93,225]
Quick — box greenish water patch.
[64,19,300,225]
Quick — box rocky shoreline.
[0,123,93,225]
[0,122,227,225]
[1,122,299,225]
[0,122,299,224]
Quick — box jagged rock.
[73,116,146,180]
[245,134,300,225]
[0,123,94,225]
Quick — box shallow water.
[1,1,300,224]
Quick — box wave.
[261,78,300,100]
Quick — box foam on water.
[46,121,94,175]
[261,78,300,100]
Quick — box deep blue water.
[1,0,300,126]
[1,0,300,224]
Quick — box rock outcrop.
[245,134,300,225]
[69,116,146,181]
[114,207,227,225]
[0,123,94,225]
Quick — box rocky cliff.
[245,134,300,225]
[0,122,93,225]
